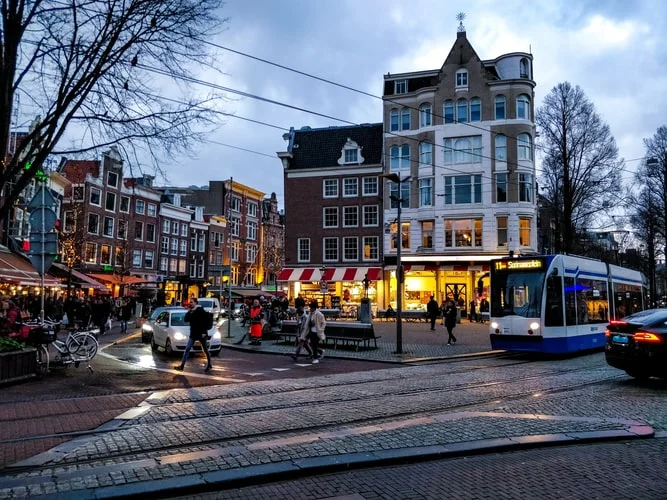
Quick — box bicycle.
[26,319,99,375]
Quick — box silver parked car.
[149,307,222,356]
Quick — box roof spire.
[456,12,466,33]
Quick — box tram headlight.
[490,321,499,329]
[529,322,540,330]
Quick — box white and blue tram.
[489,254,647,354]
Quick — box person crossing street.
[174,298,213,372]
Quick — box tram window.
[545,275,563,327]
[564,277,577,326]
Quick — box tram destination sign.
[493,258,544,272]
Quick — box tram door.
[445,284,467,317]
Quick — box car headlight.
[142,324,152,332]
[173,332,187,341]
[529,322,540,330]
[212,331,221,340]
[490,322,499,329]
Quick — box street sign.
[320,279,328,294]
[27,187,59,275]
[27,187,57,210]
[29,208,57,232]
[28,254,56,274]
[28,232,58,254]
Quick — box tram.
[489,254,647,354]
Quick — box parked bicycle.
[24,319,99,375]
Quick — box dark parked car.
[605,308,667,379]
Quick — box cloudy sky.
[158,0,667,209]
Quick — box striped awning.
[322,267,382,282]
[277,268,324,282]
[0,246,62,287]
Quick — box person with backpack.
[175,298,213,372]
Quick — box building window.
[363,205,378,226]
[497,216,508,247]
[517,133,532,160]
[455,69,468,88]
[160,256,168,271]
[88,213,99,234]
[419,178,433,207]
[520,58,529,78]
[419,103,432,128]
[391,222,410,250]
[146,223,155,243]
[246,244,257,263]
[161,236,169,253]
[343,206,358,227]
[135,199,145,215]
[344,148,358,164]
[198,233,205,252]
[390,181,410,209]
[496,173,508,203]
[444,175,482,205]
[456,99,468,123]
[519,173,533,202]
[390,109,399,132]
[178,259,186,274]
[114,247,124,266]
[170,237,178,255]
[323,179,338,198]
[401,108,410,130]
[298,238,310,262]
[323,207,338,228]
[247,202,258,217]
[343,237,358,261]
[189,260,196,278]
[85,242,97,263]
[120,196,130,213]
[230,217,240,237]
[495,134,507,161]
[231,241,240,261]
[147,203,157,217]
[63,211,74,232]
[162,220,170,233]
[323,237,338,262]
[180,224,188,237]
[444,136,482,164]
[107,171,118,188]
[231,196,241,212]
[362,177,378,196]
[169,258,177,273]
[517,94,530,120]
[190,234,197,251]
[90,188,101,206]
[100,244,111,265]
[444,100,454,124]
[343,178,358,197]
[390,145,410,171]
[363,236,379,261]
[395,79,407,94]
[444,219,483,248]
[117,219,127,239]
[132,249,142,267]
[144,251,154,269]
[197,260,204,278]
[495,95,506,120]
[105,192,116,211]
[519,217,531,246]
[103,216,114,237]
[419,142,432,166]
[179,240,187,256]
[134,221,143,240]
[470,98,481,122]
[421,221,434,249]
[72,184,84,201]
[247,220,257,240]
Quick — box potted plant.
[0,336,37,384]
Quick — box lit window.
[421,221,434,249]
[519,217,532,246]
[444,219,483,248]
[497,217,508,247]
[390,222,410,250]
[363,236,379,261]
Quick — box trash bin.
[358,298,372,323]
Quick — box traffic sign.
[27,187,57,210]
[29,208,57,233]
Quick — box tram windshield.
[491,271,545,318]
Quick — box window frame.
[323,207,339,228]
[134,220,143,240]
[323,179,339,198]
[444,136,482,164]
[517,94,531,120]
[517,133,532,161]
[147,203,157,217]
[444,175,482,205]
[495,134,507,161]
[119,196,130,213]
[497,216,508,247]
[297,238,310,263]
[519,217,532,246]
[443,100,454,124]
[343,206,359,228]
[444,218,483,248]
[107,171,118,188]
[419,142,432,166]
[419,178,433,207]
[419,103,432,128]
[323,237,338,262]
[100,244,112,265]
[85,242,97,263]
[496,173,508,203]
[362,177,378,196]
[342,236,359,262]
[495,95,506,120]
[394,79,407,94]
[103,216,114,237]
[343,178,358,197]
[87,213,99,235]
[135,199,145,215]
[362,236,379,261]
[105,192,116,211]
[455,69,468,88]
[470,98,481,122]
[362,205,379,227]
[89,187,101,206]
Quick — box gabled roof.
[441,31,483,71]
[286,123,383,170]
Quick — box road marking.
[271,368,290,372]
[243,372,265,376]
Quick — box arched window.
[517,94,530,120]
[419,142,432,165]
[443,100,454,124]
[419,103,432,128]
[520,58,529,78]
[454,138,471,163]
[495,95,506,120]
[457,99,468,123]
[517,133,532,160]
[470,98,481,122]
[390,109,399,132]
[401,108,410,130]
[495,135,507,161]
[390,145,411,170]
[456,69,468,88]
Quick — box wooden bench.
[272,320,380,351]
[401,310,428,322]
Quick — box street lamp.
[382,172,411,355]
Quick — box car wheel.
[150,334,158,351]
[626,369,650,380]
[165,338,174,356]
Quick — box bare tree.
[640,126,667,246]
[536,82,622,253]
[0,0,227,227]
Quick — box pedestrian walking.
[119,298,132,334]
[306,300,326,364]
[174,298,213,372]
[248,299,264,344]
[290,306,314,361]
[469,299,477,322]
[444,300,458,345]
[427,295,439,330]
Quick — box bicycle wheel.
[36,345,49,377]
[66,333,99,360]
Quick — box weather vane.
[457,12,466,32]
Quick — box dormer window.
[395,79,407,94]
[456,69,468,89]
[520,58,529,78]
[338,138,365,165]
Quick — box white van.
[197,297,221,321]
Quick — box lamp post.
[320,265,327,308]
[382,173,411,355]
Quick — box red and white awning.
[322,267,382,282]
[277,268,324,282]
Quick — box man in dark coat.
[427,295,439,331]
[175,298,212,372]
